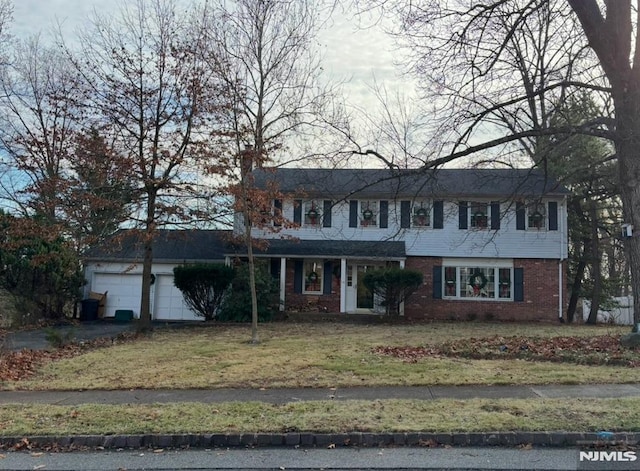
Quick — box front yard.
[2,321,637,390]
[1,321,639,437]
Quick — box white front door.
[345,263,384,313]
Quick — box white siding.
[253,199,567,260]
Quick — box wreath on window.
[362,208,374,220]
[307,271,319,283]
[415,207,428,218]
[469,271,488,294]
[306,208,319,220]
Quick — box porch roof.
[229,239,406,260]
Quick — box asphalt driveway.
[2,321,135,351]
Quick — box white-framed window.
[442,263,513,300]
[470,202,489,229]
[304,200,322,226]
[527,202,546,230]
[303,260,323,293]
[360,201,378,227]
[412,202,430,227]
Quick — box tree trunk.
[586,201,602,324]
[567,242,588,323]
[614,91,640,326]
[138,192,156,332]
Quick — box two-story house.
[83,167,568,322]
[246,167,569,322]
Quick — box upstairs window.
[516,201,557,231]
[304,200,322,226]
[459,201,500,230]
[470,202,489,229]
[527,203,546,230]
[360,201,378,227]
[412,203,430,227]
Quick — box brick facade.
[278,257,565,322]
[404,257,566,322]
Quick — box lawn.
[5,321,638,391]
[2,321,639,437]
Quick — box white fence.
[582,296,634,325]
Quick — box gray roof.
[245,239,406,259]
[84,229,231,263]
[253,168,569,199]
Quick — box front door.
[345,263,383,313]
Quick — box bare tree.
[361,0,640,325]
[202,0,334,343]
[64,0,226,331]
[0,36,85,223]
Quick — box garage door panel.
[154,275,199,321]
[93,273,143,318]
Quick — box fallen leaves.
[372,335,640,367]
[0,332,138,382]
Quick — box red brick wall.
[404,257,566,322]
[278,256,566,322]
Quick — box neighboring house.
[246,168,569,321]
[83,230,230,321]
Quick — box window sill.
[443,297,513,302]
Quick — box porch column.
[399,259,405,316]
[340,258,347,313]
[279,257,287,311]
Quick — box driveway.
[2,321,135,351]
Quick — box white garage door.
[154,274,199,321]
[92,273,143,318]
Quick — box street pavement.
[0,447,617,471]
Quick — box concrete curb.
[1,432,638,450]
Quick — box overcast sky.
[10,0,407,106]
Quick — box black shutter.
[323,261,332,295]
[514,268,524,302]
[294,260,303,293]
[433,201,444,229]
[273,199,282,227]
[323,200,332,227]
[433,266,442,299]
[548,201,558,231]
[349,200,358,228]
[293,199,302,225]
[516,202,525,230]
[400,201,411,228]
[491,202,500,230]
[379,200,388,228]
[458,201,468,229]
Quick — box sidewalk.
[1,383,640,405]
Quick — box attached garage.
[84,229,230,322]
